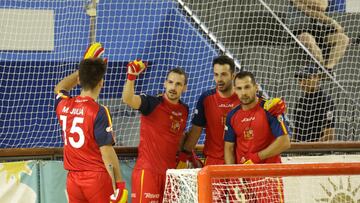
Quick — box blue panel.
[327,0,346,12]
[0,0,217,148]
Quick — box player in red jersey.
[122,61,189,203]
[180,55,286,166]
[224,71,291,203]
[55,43,127,203]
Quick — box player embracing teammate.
[177,55,289,202]
[55,46,290,203]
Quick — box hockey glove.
[83,42,108,63]
[127,59,147,81]
[241,152,261,164]
[110,182,128,203]
[176,150,203,169]
[264,98,286,117]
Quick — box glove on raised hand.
[83,42,107,63]
[127,59,147,81]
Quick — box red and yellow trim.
[140,169,145,203]
[56,90,69,99]
[278,116,289,135]
[102,105,112,127]
[276,177,284,203]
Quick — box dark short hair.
[213,55,235,73]
[167,67,188,85]
[79,58,107,90]
[233,71,256,85]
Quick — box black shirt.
[293,89,335,142]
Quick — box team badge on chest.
[243,127,254,140]
[170,115,183,134]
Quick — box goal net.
[163,162,360,203]
[0,0,359,148]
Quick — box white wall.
[346,0,360,12]
[0,9,54,51]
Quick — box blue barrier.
[0,1,216,148]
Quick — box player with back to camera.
[54,43,127,203]
[122,60,189,203]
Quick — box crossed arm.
[224,134,290,164]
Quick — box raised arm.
[122,60,147,110]
[54,43,107,94]
[54,70,79,94]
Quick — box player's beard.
[217,80,232,93]
[166,89,180,102]
[240,94,257,105]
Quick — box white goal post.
[163,162,360,203]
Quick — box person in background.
[293,66,335,142]
[290,0,349,75]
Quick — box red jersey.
[134,94,189,175]
[224,99,290,164]
[192,89,240,161]
[55,90,114,171]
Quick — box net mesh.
[164,167,360,203]
[0,0,359,148]
[163,169,200,203]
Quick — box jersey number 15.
[59,115,85,148]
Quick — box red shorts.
[204,156,224,165]
[66,171,113,203]
[131,168,166,203]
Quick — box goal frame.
[197,162,360,203]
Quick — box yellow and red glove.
[83,42,108,63]
[110,182,128,203]
[127,59,147,81]
[241,152,262,164]
[176,150,203,169]
[264,98,286,117]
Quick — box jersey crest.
[170,115,183,134]
[243,127,254,140]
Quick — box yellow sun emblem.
[315,177,360,203]
[0,161,32,184]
